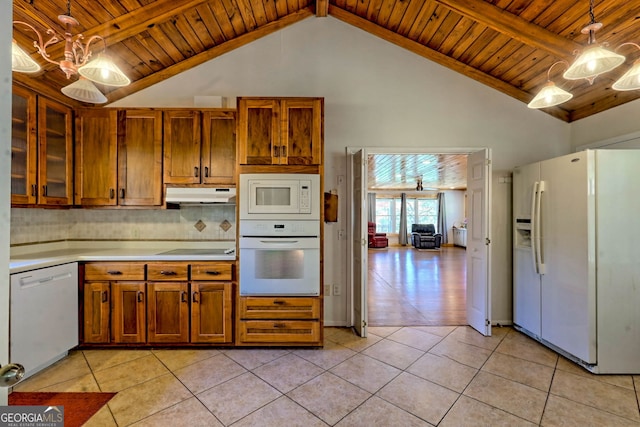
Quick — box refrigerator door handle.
[535,181,546,274]
[530,181,539,274]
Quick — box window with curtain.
[375,196,438,234]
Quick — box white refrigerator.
[513,149,640,374]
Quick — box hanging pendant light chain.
[589,0,596,25]
[66,0,72,17]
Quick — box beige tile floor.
[12,326,640,426]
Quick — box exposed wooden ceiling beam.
[105,8,315,103]
[432,0,582,60]
[328,5,570,122]
[316,0,329,17]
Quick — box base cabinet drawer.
[238,320,321,344]
[85,262,145,281]
[191,263,233,281]
[240,297,321,319]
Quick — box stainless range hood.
[165,187,236,205]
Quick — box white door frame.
[1,1,13,405]
[346,146,492,333]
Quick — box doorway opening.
[348,147,491,337]
[365,152,468,327]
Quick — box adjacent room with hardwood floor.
[364,152,469,328]
[368,245,467,327]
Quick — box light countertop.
[10,240,236,274]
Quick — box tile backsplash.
[10,206,236,245]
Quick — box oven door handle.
[259,240,300,244]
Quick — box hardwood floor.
[368,245,467,326]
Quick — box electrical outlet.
[324,284,332,296]
[333,284,341,296]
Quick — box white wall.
[443,190,465,243]
[570,98,640,150]
[109,16,572,326]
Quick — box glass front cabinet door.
[12,86,73,206]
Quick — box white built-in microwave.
[239,173,320,220]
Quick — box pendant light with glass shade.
[12,0,130,104]
[612,43,640,91]
[528,0,640,109]
[527,62,573,109]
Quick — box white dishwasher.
[10,262,79,379]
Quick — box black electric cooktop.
[158,248,234,255]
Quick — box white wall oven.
[239,173,320,220]
[239,220,320,296]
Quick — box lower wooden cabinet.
[83,282,110,343]
[81,261,234,346]
[83,262,146,344]
[112,282,147,343]
[191,282,233,343]
[147,282,190,343]
[237,297,322,346]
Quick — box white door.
[351,149,368,337]
[466,149,492,336]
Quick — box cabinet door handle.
[273,300,285,305]
[31,184,37,197]
[274,145,279,157]
[101,290,109,303]
[194,166,199,177]
[160,271,177,276]
[110,188,115,199]
[205,271,221,276]
[42,185,47,196]
[137,291,144,302]
[107,270,123,275]
[204,167,209,177]
[119,188,125,199]
[181,291,188,303]
[273,322,286,328]
[281,145,286,157]
[192,291,199,303]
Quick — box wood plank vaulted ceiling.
[14,0,640,192]
[13,0,640,123]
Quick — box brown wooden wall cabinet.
[237,97,323,166]
[75,109,163,206]
[118,110,164,205]
[82,261,234,346]
[164,110,236,185]
[11,86,73,206]
[13,85,238,208]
